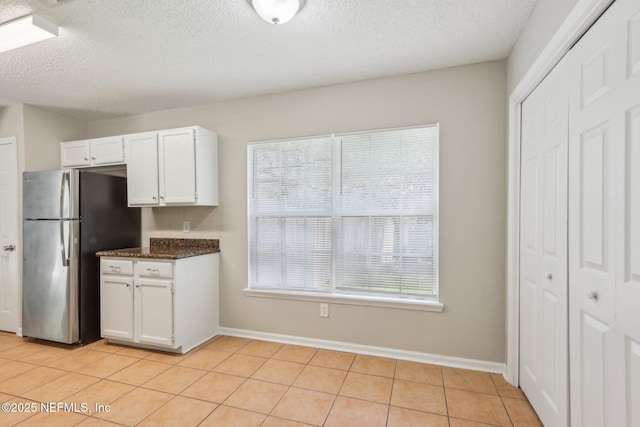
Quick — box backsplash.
[141,206,220,246]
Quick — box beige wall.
[0,104,87,173]
[0,105,26,173]
[22,105,87,172]
[88,60,508,362]
[0,105,25,142]
[507,0,579,92]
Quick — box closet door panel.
[579,124,610,273]
[580,313,610,427]
[520,54,569,427]
[626,10,640,78]
[626,339,640,427]
[618,2,640,425]
[568,3,620,426]
[623,105,640,288]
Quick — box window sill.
[243,288,444,312]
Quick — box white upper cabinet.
[125,132,159,206]
[61,136,125,167]
[126,126,218,207]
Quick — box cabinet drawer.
[101,259,133,275]
[137,261,173,278]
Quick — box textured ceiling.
[0,0,537,121]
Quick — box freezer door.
[22,219,79,344]
[23,170,79,220]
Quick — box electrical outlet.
[183,221,190,233]
[320,303,329,318]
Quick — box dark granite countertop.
[96,238,220,260]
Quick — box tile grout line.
[96,335,229,426]
[384,359,398,427]
[0,335,539,427]
[259,342,325,426]
[441,366,453,427]
[490,374,515,427]
[160,336,255,425]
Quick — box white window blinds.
[248,125,439,301]
[250,137,333,291]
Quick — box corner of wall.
[22,104,88,171]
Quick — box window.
[248,125,439,304]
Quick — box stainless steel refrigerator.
[22,169,140,344]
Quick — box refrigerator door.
[22,219,79,344]
[78,172,141,344]
[23,170,79,220]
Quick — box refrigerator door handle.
[60,220,69,267]
[59,170,69,219]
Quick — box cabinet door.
[61,141,91,167]
[125,133,159,206]
[158,128,196,204]
[101,276,134,340]
[92,137,125,165]
[135,278,174,347]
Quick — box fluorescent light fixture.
[0,14,58,54]
[248,0,305,25]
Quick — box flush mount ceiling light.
[248,0,306,25]
[0,14,58,54]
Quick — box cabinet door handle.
[125,283,130,288]
[546,273,553,281]
[152,196,157,200]
[109,265,121,272]
[92,156,96,160]
[147,268,159,274]
[84,157,88,161]
[587,290,598,301]
[160,196,165,200]
[135,284,140,288]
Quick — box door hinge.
[171,284,175,294]
[171,334,175,343]
[194,191,198,201]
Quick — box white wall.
[507,0,579,92]
[88,60,508,363]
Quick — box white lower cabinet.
[136,277,174,347]
[100,254,218,353]
[101,276,134,340]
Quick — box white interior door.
[0,137,20,333]
[520,54,570,427]
[568,3,620,426]
[615,0,640,424]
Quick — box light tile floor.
[0,332,542,426]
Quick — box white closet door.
[616,0,640,425]
[520,54,570,427]
[568,3,620,427]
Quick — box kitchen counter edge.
[96,247,220,260]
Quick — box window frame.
[246,125,442,312]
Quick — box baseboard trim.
[218,327,505,374]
